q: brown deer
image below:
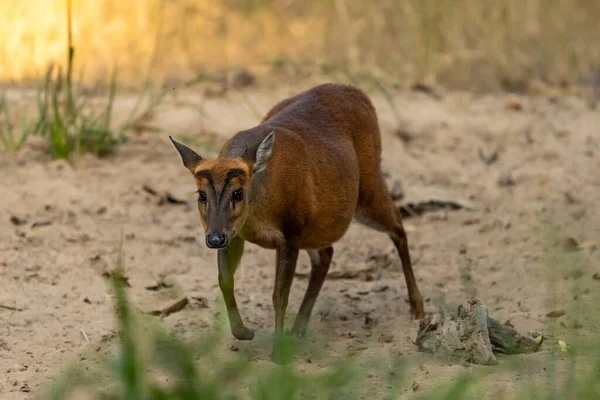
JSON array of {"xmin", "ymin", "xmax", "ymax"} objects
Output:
[{"xmin": 170, "ymin": 83, "xmax": 424, "ymax": 361}]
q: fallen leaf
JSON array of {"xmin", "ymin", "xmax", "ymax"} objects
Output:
[
  {"xmin": 411, "ymin": 82, "xmax": 441, "ymax": 99},
  {"xmin": 143, "ymin": 185, "xmax": 188, "ymax": 206},
  {"xmin": 9, "ymin": 216, "xmax": 27, "ymax": 226},
  {"xmin": 192, "ymin": 296, "xmax": 209, "ymax": 308},
  {"xmin": 397, "ymin": 186, "xmax": 485, "ymax": 218},
  {"xmin": 144, "ymin": 279, "xmax": 174, "ymax": 291},
  {"xmin": 538, "ymin": 175, "xmax": 550, "ymax": 185},
  {"xmin": 558, "ymin": 340, "xmax": 568, "ymax": 352},
  {"xmin": 564, "ymin": 192, "xmax": 578, "ymax": 204},
  {"xmin": 148, "ymin": 297, "xmax": 189, "ymax": 317},
  {"xmin": 577, "ymin": 241, "xmax": 597, "ymax": 250},
  {"xmin": 498, "ymin": 174, "xmax": 516, "ymax": 187},
  {"xmin": 165, "ymin": 192, "xmax": 187, "ymax": 205},
  {"xmin": 31, "ymin": 220, "xmax": 52, "ymax": 228},
  {"xmin": 378, "ymin": 333, "xmax": 394, "ymax": 343},
  {"xmin": 101, "ymin": 271, "xmax": 131, "ymax": 287},
  {"xmin": 505, "ymin": 98, "xmax": 523, "ymax": 111},
  {"xmin": 142, "ymin": 184, "xmax": 159, "ymax": 196},
  {"xmin": 364, "ymin": 314, "xmax": 377, "ymax": 328},
  {"xmin": 546, "ymin": 309, "xmax": 565, "ymax": 318},
  {"xmin": 562, "ymin": 237, "xmax": 579, "ymax": 252},
  {"xmin": 372, "ymin": 284, "xmax": 389, "ymax": 293},
  {"xmin": 478, "ymin": 148, "xmax": 499, "ymax": 165},
  {"xmin": 411, "ymin": 380, "xmax": 420, "ymax": 393}
]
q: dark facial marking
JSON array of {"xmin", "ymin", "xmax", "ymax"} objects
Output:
[
  {"xmin": 219, "ymin": 168, "xmax": 247, "ymax": 202},
  {"xmin": 196, "ymin": 167, "xmax": 247, "ymax": 204},
  {"xmin": 195, "ymin": 169, "xmax": 213, "ymax": 185},
  {"xmin": 196, "ymin": 169, "xmax": 219, "ymax": 202},
  {"xmin": 225, "ymin": 168, "xmax": 247, "ymax": 182}
]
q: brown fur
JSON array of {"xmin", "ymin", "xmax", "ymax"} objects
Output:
[{"xmin": 170, "ymin": 83, "xmax": 424, "ymax": 362}]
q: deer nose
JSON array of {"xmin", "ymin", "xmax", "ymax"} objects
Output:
[{"xmin": 206, "ymin": 233, "xmax": 228, "ymax": 249}]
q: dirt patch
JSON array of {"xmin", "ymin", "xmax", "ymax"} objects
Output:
[{"xmin": 1, "ymin": 83, "xmax": 599, "ymax": 398}]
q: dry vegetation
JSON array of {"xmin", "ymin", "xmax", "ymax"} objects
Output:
[{"xmin": 2, "ymin": 0, "xmax": 600, "ymax": 90}]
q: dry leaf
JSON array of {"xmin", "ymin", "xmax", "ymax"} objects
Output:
[
  {"xmin": 558, "ymin": 340, "xmax": 568, "ymax": 352},
  {"xmin": 148, "ymin": 297, "xmax": 189, "ymax": 317},
  {"xmin": 546, "ymin": 309, "xmax": 565, "ymax": 318},
  {"xmin": 577, "ymin": 241, "xmax": 597, "ymax": 250},
  {"xmin": 505, "ymin": 98, "xmax": 523, "ymax": 111}
]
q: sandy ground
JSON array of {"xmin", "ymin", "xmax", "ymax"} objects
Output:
[{"xmin": 1, "ymin": 80, "xmax": 599, "ymax": 399}]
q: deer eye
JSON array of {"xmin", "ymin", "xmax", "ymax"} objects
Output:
[
  {"xmin": 198, "ymin": 191, "xmax": 207, "ymax": 203},
  {"xmin": 231, "ymin": 188, "xmax": 244, "ymax": 202}
]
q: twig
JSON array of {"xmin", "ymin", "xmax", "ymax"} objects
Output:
[
  {"xmin": 148, "ymin": 297, "xmax": 189, "ymax": 317},
  {"xmin": 80, "ymin": 328, "xmax": 90, "ymax": 343},
  {"xmin": 295, "ymin": 267, "xmax": 376, "ymax": 280},
  {"xmin": 0, "ymin": 304, "xmax": 23, "ymax": 312},
  {"xmin": 142, "ymin": 184, "xmax": 159, "ymax": 196}
]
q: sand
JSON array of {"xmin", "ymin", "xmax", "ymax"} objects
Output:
[{"xmin": 1, "ymin": 81, "xmax": 599, "ymax": 398}]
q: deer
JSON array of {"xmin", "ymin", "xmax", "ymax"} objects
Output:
[{"xmin": 170, "ymin": 83, "xmax": 424, "ymax": 362}]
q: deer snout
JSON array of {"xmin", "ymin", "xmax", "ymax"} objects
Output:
[{"xmin": 206, "ymin": 232, "xmax": 229, "ymax": 249}]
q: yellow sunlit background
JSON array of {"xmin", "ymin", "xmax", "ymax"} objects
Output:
[{"xmin": 2, "ymin": 0, "xmax": 600, "ymax": 88}]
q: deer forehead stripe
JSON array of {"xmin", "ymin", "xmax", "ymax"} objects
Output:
[
  {"xmin": 225, "ymin": 168, "xmax": 247, "ymax": 182},
  {"xmin": 195, "ymin": 169, "xmax": 213, "ymax": 183}
]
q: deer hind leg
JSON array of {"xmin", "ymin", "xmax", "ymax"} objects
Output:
[
  {"xmin": 271, "ymin": 242, "xmax": 300, "ymax": 363},
  {"xmin": 291, "ymin": 246, "xmax": 334, "ymax": 337},
  {"xmin": 355, "ymin": 177, "xmax": 425, "ymax": 319}
]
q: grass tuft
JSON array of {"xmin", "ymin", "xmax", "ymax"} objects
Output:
[{"xmin": 0, "ymin": 92, "xmax": 32, "ymax": 153}]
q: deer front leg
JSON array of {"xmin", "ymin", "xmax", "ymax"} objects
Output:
[
  {"xmin": 271, "ymin": 242, "xmax": 300, "ymax": 363},
  {"xmin": 218, "ymin": 236, "xmax": 254, "ymax": 340}
]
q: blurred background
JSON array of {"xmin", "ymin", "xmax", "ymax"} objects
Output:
[{"xmin": 2, "ymin": 0, "xmax": 600, "ymax": 92}]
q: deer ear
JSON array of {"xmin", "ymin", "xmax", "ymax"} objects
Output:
[
  {"xmin": 169, "ymin": 136, "xmax": 203, "ymax": 172},
  {"xmin": 253, "ymin": 131, "xmax": 275, "ymax": 174}
]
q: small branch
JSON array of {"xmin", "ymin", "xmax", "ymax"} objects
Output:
[
  {"xmin": 0, "ymin": 304, "xmax": 23, "ymax": 312},
  {"xmin": 295, "ymin": 267, "xmax": 376, "ymax": 280},
  {"xmin": 148, "ymin": 297, "xmax": 189, "ymax": 317},
  {"xmin": 80, "ymin": 328, "xmax": 90, "ymax": 344}
]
